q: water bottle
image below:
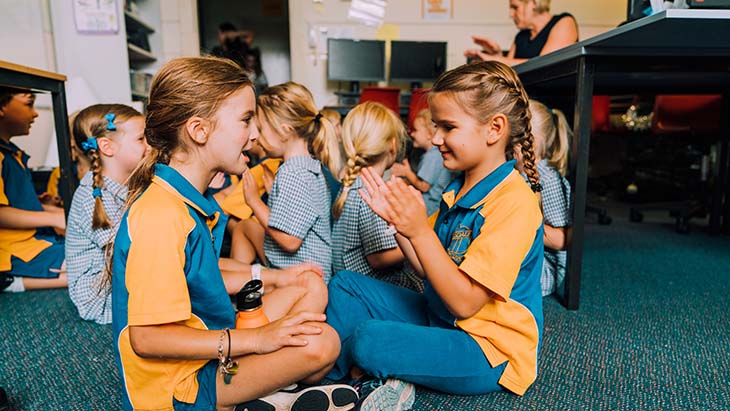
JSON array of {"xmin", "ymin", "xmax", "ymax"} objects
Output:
[{"xmin": 235, "ymin": 279, "xmax": 269, "ymax": 329}]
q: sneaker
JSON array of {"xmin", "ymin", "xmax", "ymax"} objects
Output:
[
  {"xmin": 353, "ymin": 377, "xmax": 415, "ymax": 411},
  {"xmin": 236, "ymin": 383, "xmax": 358, "ymax": 411}
]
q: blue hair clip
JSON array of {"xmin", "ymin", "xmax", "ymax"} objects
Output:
[
  {"xmin": 92, "ymin": 187, "xmax": 103, "ymax": 199},
  {"xmin": 81, "ymin": 136, "xmax": 98, "ymax": 152},
  {"xmin": 105, "ymin": 113, "xmax": 117, "ymax": 131}
]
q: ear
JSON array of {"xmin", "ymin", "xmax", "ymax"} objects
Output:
[
  {"xmin": 279, "ymin": 123, "xmax": 296, "ymax": 141},
  {"xmin": 485, "ymin": 113, "xmax": 508, "ymax": 146},
  {"xmin": 185, "ymin": 116, "xmax": 211, "ymax": 145},
  {"xmin": 97, "ymin": 137, "xmax": 115, "ymax": 157}
]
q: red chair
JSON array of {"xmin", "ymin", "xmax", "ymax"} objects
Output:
[
  {"xmin": 407, "ymin": 88, "xmax": 430, "ymax": 131},
  {"xmin": 591, "ymin": 95, "xmax": 611, "ymax": 133},
  {"xmin": 652, "ymin": 95, "xmax": 722, "ymax": 134},
  {"xmin": 359, "ymin": 87, "xmax": 400, "ymax": 115}
]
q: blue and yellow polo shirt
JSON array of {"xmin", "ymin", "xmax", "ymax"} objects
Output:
[
  {"xmin": 432, "ymin": 159, "xmax": 544, "ymax": 396},
  {"xmin": 0, "ymin": 139, "xmax": 53, "ymax": 272},
  {"xmin": 112, "ymin": 164, "xmax": 235, "ymax": 411}
]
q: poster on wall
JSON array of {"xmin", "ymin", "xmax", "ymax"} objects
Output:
[
  {"xmin": 422, "ymin": 0, "xmax": 453, "ymax": 21},
  {"xmin": 73, "ymin": 0, "xmax": 119, "ymax": 34}
]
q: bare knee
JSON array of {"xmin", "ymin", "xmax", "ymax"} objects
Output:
[
  {"xmin": 301, "ymin": 322, "xmax": 340, "ymax": 367},
  {"xmin": 299, "ymin": 271, "xmax": 328, "ymax": 307}
]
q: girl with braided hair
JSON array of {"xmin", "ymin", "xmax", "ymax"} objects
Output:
[
  {"xmin": 242, "ymin": 81, "xmax": 342, "ymax": 283},
  {"xmin": 65, "ymin": 104, "xmax": 146, "ymax": 323},
  {"xmin": 331, "ymin": 101, "xmax": 423, "ymax": 292},
  {"xmin": 324, "ymin": 61, "xmax": 545, "ymax": 410}
]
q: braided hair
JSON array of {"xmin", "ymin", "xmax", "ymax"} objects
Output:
[
  {"xmin": 72, "ymin": 104, "xmax": 142, "ymax": 230},
  {"xmin": 332, "ymin": 101, "xmax": 407, "ymax": 220},
  {"xmin": 431, "ymin": 61, "xmax": 542, "ymax": 193}
]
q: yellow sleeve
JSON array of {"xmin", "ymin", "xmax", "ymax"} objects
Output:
[
  {"xmin": 46, "ymin": 167, "xmax": 61, "ymax": 197},
  {"xmin": 0, "ymin": 154, "xmax": 8, "ymax": 206},
  {"xmin": 125, "ymin": 199, "xmax": 197, "ymax": 326},
  {"xmin": 220, "ymin": 158, "xmax": 282, "ymax": 220},
  {"xmin": 458, "ymin": 191, "xmax": 542, "ymax": 301}
]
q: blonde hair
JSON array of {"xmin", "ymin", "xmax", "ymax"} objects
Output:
[
  {"xmin": 320, "ymin": 108, "xmax": 342, "ymax": 126},
  {"xmin": 523, "ymin": 0, "xmax": 550, "ymax": 13},
  {"xmin": 413, "ymin": 108, "xmax": 433, "ymax": 130},
  {"xmin": 431, "ymin": 61, "xmax": 541, "ymax": 192},
  {"xmin": 529, "ymin": 99, "xmax": 571, "ymax": 176},
  {"xmin": 72, "ymin": 104, "xmax": 142, "ymax": 230},
  {"xmin": 125, "ymin": 56, "xmax": 253, "ymax": 207},
  {"xmin": 332, "ymin": 101, "xmax": 408, "ymax": 220},
  {"xmin": 257, "ymin": 82, "xmax": 342, "ymax": 174}
]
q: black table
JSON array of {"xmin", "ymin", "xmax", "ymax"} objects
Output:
[
  {"xmin": 0, "ymin": 60, "xmax": 72, "ymax": 215},
  {"xmin": 513, "ymin": 9, "xmax": 730, "ymax": 309}
]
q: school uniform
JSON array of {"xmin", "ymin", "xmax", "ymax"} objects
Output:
[
  {"xmin": 326, "ymin": 160, "xmax": 544, "ymax": 396},
  {"xmin": 331, "ymin": 176, "xmax": 423, "ymax": 291},
  {"xmin": 264, "ymin": 155, "xmax": 333, "ymax": 282},
  {"xmin": 0, "ymin": 139, "xmax": 64, "ymax": 281},
  {"xmin": 65, "ymin": 171, "xmax": 126, "ymax": 324},
  {"xmin": 112, "ymin": 164, "xmax": 234, "ymax": 411},
  {"xmin": 536, "ymin": 160, "xmax": 571, "ymax": 296}
]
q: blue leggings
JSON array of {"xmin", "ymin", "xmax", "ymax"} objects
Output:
[{"xmin": 325, "ymin": 271, "xmax": 507, "ymax": 395}]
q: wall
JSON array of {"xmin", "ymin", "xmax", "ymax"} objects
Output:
[
  {"xmin": 289, "ymin": 0, "xmax": 626, "ymax": 107},
  {"xmin": 198, "ymin": 0, "xmax": 291, "ymax": 86}
]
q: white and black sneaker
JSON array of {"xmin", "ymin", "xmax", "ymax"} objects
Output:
[{"xmin": 236, "ymin": 383, "xmax": 358, "ymax": 411}]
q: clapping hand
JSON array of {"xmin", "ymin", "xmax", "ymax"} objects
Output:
[{"xmin": 359, "ymin": 167, "xmax": 429, "ymax": 239}]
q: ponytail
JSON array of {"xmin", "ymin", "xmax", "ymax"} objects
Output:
[
  {"xmin": 548, "ymin": 109, "xmax": 571, "ymax": 176},
  {"xmin": 87, "ymin": 148, "xmax": 112, "ymax": 229}
]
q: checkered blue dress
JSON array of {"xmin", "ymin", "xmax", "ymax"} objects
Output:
[
  {"xmin": 332, "ymin": 176, "xmax": 423, "ymax": 291},
  {"xmin": 537, "ymin": 160, "xmax": 571, "ymax": 296},
  {"xmin": 264, "ymin": 155, "xmax": 333, "ymax": 282},
  {"xmin": 65, "ymin": 172, "xmax": 127, "ymax": 324}
]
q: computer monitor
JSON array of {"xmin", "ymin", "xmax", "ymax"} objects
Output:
[
  {"xmin": 327, "ymin": 38, "xmax": 386, "ymax": 93},
  {"xmin": 390, "ymin": 41, "xmax": 447, "ymax": 89}
]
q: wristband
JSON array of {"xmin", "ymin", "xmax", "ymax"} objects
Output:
[{"xmin": 251, "ymin": 263, "xmax": 263, "ymax": 294}]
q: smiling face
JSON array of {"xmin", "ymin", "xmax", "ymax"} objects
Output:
[
  {"xmin": 207, "ymin": 86, "xmax": 258, "ymax": 175},
  {"xmin": 254, "ymin": 108, "xmax": 286, "ymax": 159},
  {"xmin": 410, "ymin": 117, "xmax": 434, "ymax": 150},
  {"xmin": 0, "ymin": 93, "xmax": 38, "ymax": 140},
  {"xmin": 429, "ymin": 92, "xmax": 493, "ymax": 173}
]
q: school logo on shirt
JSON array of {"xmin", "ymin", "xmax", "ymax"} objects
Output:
[{"xmin": 447, "ymin": 224, "xmax": 472, "ymax": 264}]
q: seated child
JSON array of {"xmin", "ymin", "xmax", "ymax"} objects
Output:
[
  {"xmin": 518, "ymin": 99, "xmax": 572, "ymax": 296},
  {"xmin": 331, "ymin": 101, "xmax": 423, "ymax": 291},
  {"xmin": 0, "ymin": 87, "xmax": 66, "ymax": 292},
  {"xmin": 65, "ymin": 104, "xmax": 146, "ymax": 324},
  {"xmin": 390, "ymin": 108, "xmax": 454, "ymax": 216},
  {"xmin": 243, "ymin": 82, "xmax": 342, "ymax": 283}
]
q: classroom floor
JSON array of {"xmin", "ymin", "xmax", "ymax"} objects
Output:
[{"xmin": 1, "ymin": 208, "xmax": 729, "ymax": 410}]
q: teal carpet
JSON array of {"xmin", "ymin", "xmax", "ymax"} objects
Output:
[{"xmin": 2, "ymin": 219, "xmax": 729, "ymax": 410}]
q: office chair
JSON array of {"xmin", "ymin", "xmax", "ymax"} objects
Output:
[
  {"xmin": 628, "ymin": 94, "xmax": 722, "ymax": 233},
  {"xmin": 586, "ymin": 95, "xmax": 613, "ymax": 225},
  {"xmin": 359, "ymin": 87, "xmax": 401, "ymax": 115}
]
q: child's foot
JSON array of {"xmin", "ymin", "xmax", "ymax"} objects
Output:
[
  {"xmin": 236, "ymin": 383, "xmax": 358, "ymax": 411},
  {"xmin": 353, "ymin": 377, "xmax": 415, "ymax": 411}
]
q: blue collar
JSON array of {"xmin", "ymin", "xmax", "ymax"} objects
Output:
[
  {"xmin": 442, "ymin": 160, "xmax": 517, "ymax": 209},
  {"xmin": 152, "ymin": 164, "xmax": 220, "ymax": 218},
  {"xmin": 0, "ymin": 139, "xmax": 21, "ymax": 154}
]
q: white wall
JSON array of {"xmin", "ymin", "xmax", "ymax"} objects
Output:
[{"xmin": 289, "ymin": 0, "xmax": 626, "ymax": 107}]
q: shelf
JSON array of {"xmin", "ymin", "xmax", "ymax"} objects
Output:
[
  {"xmin": 124, "ymin": 11, "xmax": 155, "ymax": 34},
  {"xmin": 127, "ymin": 43, "xmax": 157, "ymax": 63}
]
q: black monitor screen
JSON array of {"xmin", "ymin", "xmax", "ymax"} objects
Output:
[
  {"xmin": 327, "ymin": 39, "xmax": 386, "ymax": 82},
  {"xmin": 390, "ymin": 41, "xmax": 447, "ymax": 83}
]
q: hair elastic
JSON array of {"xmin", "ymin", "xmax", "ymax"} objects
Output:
[
  {"xmin": 92, "ymin": 187, "xmax": 103, "ymax": 199},
  {"xmin": 314, "ymin": 112, "xmax": 323, "ymax": 122},
  {"xmin": 105, "ymin": 113, "xmax": 117, "ymax": 131},
  {"xmin": 531, "ymin": 182, "xmax": 543, "ymax": 193},
  {"xmin": 81, "ymin": 137, "xmax": 98, "ymax": 152}
]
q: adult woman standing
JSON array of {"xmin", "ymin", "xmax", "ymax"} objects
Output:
[{"xmin": 465, "ymin": 0, "xmax": 578, "ymax": 66}]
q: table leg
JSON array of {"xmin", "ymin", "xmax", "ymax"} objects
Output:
[
  {"xmin": 51, "ymin": 84, "xmax": 73, "ymax": 217},
  {"xmin": 563, "ymin": 58, "xmax": 595, "ymax": 310}
]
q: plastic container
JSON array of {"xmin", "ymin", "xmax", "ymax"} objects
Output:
[{"xmin": 235, "ymin": 279, "xmax": 269, "ymax": 329}]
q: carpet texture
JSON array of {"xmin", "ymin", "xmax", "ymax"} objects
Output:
[{"xmin": 1, "ymin": 219, "xmax": 729, "ymax": 410}]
